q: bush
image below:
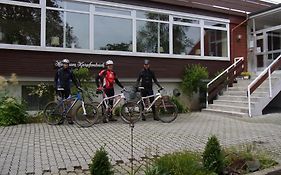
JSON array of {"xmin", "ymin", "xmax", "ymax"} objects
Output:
[
  {"xmin": 181, "ymin": 64, "xmax": 208, "ymax": 97},
  {"xmin": 145, "ymin": 151, "xmax": 213, "ymax": 175},
  {"xmin": 0, "ymin": 97, "xmax": 28, "ymax": 126},
  {"xmin": 203, "ymin": 135, "xmax": 224, "ymax": 175},
  {"xmin": 90, "ymin": 147, "xmax": 114, "ymax": 175},
  {"xmin": 171, "ymin": 97, "xmax": 189, "ymax": 113}
]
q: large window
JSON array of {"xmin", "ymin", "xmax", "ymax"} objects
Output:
[
  {"xmin": 0, "ymin": 0, "xmax": 230, "ymax": 59},
  {"xmin": 94, "ymin": 16, "xmax": 132, "ymax": 51},
  {"xmin": 173, "ymin": 25, "xmax": 201, "ymax": 55},
  {"xmin": 136, "ymin": 11, "xmax": 169, "ymax": 54},
  {"xmin": 0, "ymin": 4, "xmax": 41, "ymax": 45},
  {"xmin": 204, "ymin": 29, "xmax": 227, "ymax": 57},
  {"xmin": 46, "ymin": 0, "xmax": 89, "ymax": 49}
]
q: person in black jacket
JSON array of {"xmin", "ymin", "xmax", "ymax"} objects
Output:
[
  {"xmin": 54, "ymin": 59, "xmax": 81, "ymax": 124},
  {"xmin": 136, "ymin": 59, "xmax": 163, "ymax": 121}
]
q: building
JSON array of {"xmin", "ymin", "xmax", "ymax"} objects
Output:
[{"xmin": 0, "ymin": 0, "xmax": 274, "ymax": 110}]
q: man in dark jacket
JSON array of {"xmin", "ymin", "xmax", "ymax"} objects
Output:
[
  {"xmin": 54, "ymin": 59, "xmax": 80, "ymax": 124},
  {"xmin": 136, "ymin": 59, "xmax": 163, "ymax": 121}
]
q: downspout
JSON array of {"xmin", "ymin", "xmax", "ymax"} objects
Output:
[{"xmin": 231, "ymin": 16, "xmax": 249, "ymax": 65}]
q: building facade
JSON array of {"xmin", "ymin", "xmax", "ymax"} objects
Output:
[{"xmin": 0, "ymin": 0, "xmax": 272, "ymax": 110}]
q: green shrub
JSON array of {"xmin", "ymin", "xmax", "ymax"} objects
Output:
[
  {"xmin": 203, "ymin": 135, "xmax": 224, "ymax": 175},
  {"xmin": 0, "ymin": 97, "xmax": 28, "ymax": 126},
  {"xmin": 171, "ymin": 97, "xmax": 189, "ymax": 113},
  {"xmin": 90, "ymin": 147, "xmax": 114, "ymax": 175},
  {"xmin": 145, "ymin": 151, "xmax": 213, "ymax": 175},
  {"xmin": 181, "ymin": 64, "xmax": 208, "ymax": 97}
]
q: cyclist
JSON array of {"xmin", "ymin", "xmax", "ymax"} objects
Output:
[
  {"xmin": 54, "ymin": 58, "xmax": 81, "ymax": 124},
  {"xmin": 136, "ymin": 59, "xmax": 163, "ymax": 121},
  {"xmin": 96, "ymin": 60, "xmax": 125, "ymax": 123}
]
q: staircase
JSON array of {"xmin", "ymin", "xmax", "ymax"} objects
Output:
[
  {"xmin": 203, "ymin": 74, "xmax": 280, "ymax": 117},
  {"xmin": 204, "ymin": 55, "xmax": 281, "ymax": 117}
]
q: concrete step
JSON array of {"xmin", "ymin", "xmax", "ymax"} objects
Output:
[
  {"xmin": 202, "ymin": 108, "xmax": 248, "ymax": 117},
  {"xmin": 208, "ymin": 104, "xmax": 248, "ymax": 113},
  {"xmin": 218, "ymin": 95, "xmax": 262, "ymax": 102},
  {"xmin": 213, "ymin": 100, "xmax": 255, "ymax": 107},
  {"xmin": 227, "ymin": 86, "xmax": 269, "ymax": 92},
  {"xmin": 224, "ymin": 91, "xmax": 267, "ymax": 97}
]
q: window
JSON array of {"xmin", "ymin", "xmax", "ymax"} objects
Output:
[
  {"xmin": 10, "ymin": 0, "xmax": 39, "ymax": 3},
  {"xmin": 22, "ymin": 85, "xmax": 55, "ymax": 111},
  {"xmin": 96, "ymin": 6, "xmax": 131, "ymax": 16},
  {"xmin": 137, "ymin": 11, "xmax": 169, "ymax": 21},
  {"xmin": 173, "ymin": 25, "xmax": 201, "ymax": 55},
  {"xmin": 174, "ymin": 17, "xmax": 199, "ymax": 24},
  {"xmin": 0, "ymin": 4, "xmax": 41, "ymax": 45},
  {"xmin": 136, "ymin": 21, "xmax": 169, "ymax": 53},
  {"xmin": 46, "ymin": 10, "xmax": 64, "ymax": 47},
  {"xmin": 66, "ymin": 13, "xmax": 89, "ymax": 49},
  {"xmin": 204, "ymin": 29, "xmax": 227, "ymax": 57},
  {"xmin": 204, "ymin": 20, "xmax": 226, "ymax": 28},
  {"xmin": 47, "ymin": 0, "xmax": 64, "ymax": 8},
  {"xmin": 94, "ymin": 15, "xmax": 132, "ymax": 51}
]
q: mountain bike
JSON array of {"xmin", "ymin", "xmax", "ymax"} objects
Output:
[
  {"xmin": 121, "ymin": 87, "xmax": 178, "ymax": 123},
  {"xmin": 43, "ymin": 87, "xmax": 98, "ymax": 127},
  {"xmin": 95, "ymin": 88, "xmax": 129, "ymax": 123}
]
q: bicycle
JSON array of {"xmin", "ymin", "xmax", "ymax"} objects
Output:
[
  {"xmin": 43, "ymin": 87, "xmax": 98, "ymax": 127},
  {"xmin": 95, "ymin": 88, "xmax": 129, "ymax": 123},
  {"xmin": 121, "ymin": 87, "xmax": 178, "ymax": 123}
]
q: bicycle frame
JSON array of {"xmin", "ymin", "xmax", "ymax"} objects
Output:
[
  {"xmin": 57, "ymin": 91, "xmax": 87, "ymax": 116},
  {"xmin": 138, "ymin": 92, "xmax": 162, "ymax": 112},
  {"xmin": 97, "ymin": 92, "xmax": 126, "ymax": 111}
]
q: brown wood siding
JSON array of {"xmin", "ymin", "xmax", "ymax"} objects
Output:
[{"xmin": 0, "ymin": 49, "xmax": 229, "ymax": 79}]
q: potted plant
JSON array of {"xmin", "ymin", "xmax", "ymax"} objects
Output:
[{"xmin": 241, "ymin": 72, "xmax": 251, "ymax": 80}]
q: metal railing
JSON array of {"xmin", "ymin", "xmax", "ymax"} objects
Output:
[
  {"xmin": 206, "ymin": 57, "xmax": 244, "ymax": 107},
  {"xmin": 247, "ymin": 54, "xmax": 281, "ymax": 117}
]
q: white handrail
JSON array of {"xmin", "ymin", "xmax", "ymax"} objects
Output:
[
  {"xmin": 206, "ymin": 57, "xmax": 244, "ymax": 107},
  {"xmin": 247, "ymin": 54, "xmax": 281, "ymax": 117}
]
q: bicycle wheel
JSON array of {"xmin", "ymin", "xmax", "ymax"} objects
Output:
[
  {"xmin": 120, "ymin": 102, "xmax": 141, "ymax": 124},
  {"xmin": 44, "ymin": 101, "xmax": 64, "ymax": 125},
  {"xmin": 156, "ymin": 98, "xmax": 178, "ymax": 123},
  {"xmin": 74, "ymin": 103, "xmax": 98, "ymax": 127}
]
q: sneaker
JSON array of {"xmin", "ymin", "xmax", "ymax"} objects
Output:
[
  {"xmin": 103, "ymin": 117, "xmax": 108, "ymax": 123},
  {"xmin": 141, "ymin": 115, "xmax": 146, "ymax": 121},
  {"xmin": 68, "ymin": 120, "xmax": 74, "ymax": 124}
]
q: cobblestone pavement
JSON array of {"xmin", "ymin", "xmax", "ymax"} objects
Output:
[{"xmin": 0, "ymin": 112, "xmax": 281, "ymax": 175}]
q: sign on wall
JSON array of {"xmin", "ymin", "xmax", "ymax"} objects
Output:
[{"xmin": 55, "ymin": 60, "xmax": 105, "ymax": 69}]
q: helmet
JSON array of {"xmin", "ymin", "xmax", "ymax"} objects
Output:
[
  {"xmin": 144, "ymin": 59, "xmax": 150, "ymax": 64},
  {"xmin": 62, "ymin": 59, "xmax": 70, "ymax": 64},
  {"xmin": 106, "ymin": 60, "xmax": 114, "ymax": 65}
]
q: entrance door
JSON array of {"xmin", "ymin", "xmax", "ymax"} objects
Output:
[{"xmin": 255, "ymin": 33, "xmax": 267, "ymax": 72}]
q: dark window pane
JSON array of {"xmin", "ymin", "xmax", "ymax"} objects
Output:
[
  {"xmin": 46, "ymin": 10, "xmax": 64, "ymax": 47},
  {"xmin": 204, "ymin": 29, "xmax": 227, "ymax": 57},
  {"xmin": 47, "ymin": 0, "xmax": 63, "ymax": 8},
  {"xmin": 94, "ymin": 15, "xmax": 132, "ymax": 51},
  {"xmin": 136, "ymin": 21, "xmax": 169, "ymax": 53},
  {"xmin": 137, "ymin": 11, "xmax": 168, "ymax": 21},
  {"xmin": 174, "ymin": 17, "xmax": 199, "ymax": 24},
  {"xmin": 0, "ymin": 4, "xmax": 41, "ymax": 45},
  {"xmin": 22, "ymin": 85, "xmax": 55, "ymax": 111},
  {"xmin": 10, "ymin": 0, "xmax": 39, "ymax": 3},
  {"xmin": 66, "ymin": 12, "xmax": 89, "ymax": 49},
  {"xmin": 205, "ymin": 21, "xmax": 226, "ymax": 28},
  {"xmin": 173, "ymin": 25, "xmax": 201, "ymax": 55}
]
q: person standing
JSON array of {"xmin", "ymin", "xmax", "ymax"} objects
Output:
[
  {"xmin": 136, "ymin": 59, "xmax": 163, "ymax": 121},
  {"xmin": 54, "ymin": 58, "xmax": 81, "ymax": 124},
  {"xmin": 96, "ymin": 60, "xmax": 125, "ymax": 122}
]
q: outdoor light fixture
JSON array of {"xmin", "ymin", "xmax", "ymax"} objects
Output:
[{"xmin": 237, "ymin": 34, "xmax": 242, "ymax": 41}]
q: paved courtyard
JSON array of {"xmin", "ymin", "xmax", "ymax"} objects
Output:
[{"xmin": 0, "ymin": 112, "xmax": 281, "ymax": 175}]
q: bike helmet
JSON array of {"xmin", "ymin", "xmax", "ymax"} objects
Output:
[
  {"xmin": 106, "ymin": 60, "xmax": 114, "ymax": 65},
  {"xmin": 62, "ymin": 59, "xmax": 70, "ymax": 64}
]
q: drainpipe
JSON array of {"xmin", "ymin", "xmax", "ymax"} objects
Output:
[{"xmin": 231, "ymin": 16, "xmax": 249, "ymax": 66}]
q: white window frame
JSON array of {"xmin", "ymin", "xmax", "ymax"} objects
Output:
[{"xmin": 0, "ymin": 0, "xmax": 230, "ymax": 61}]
